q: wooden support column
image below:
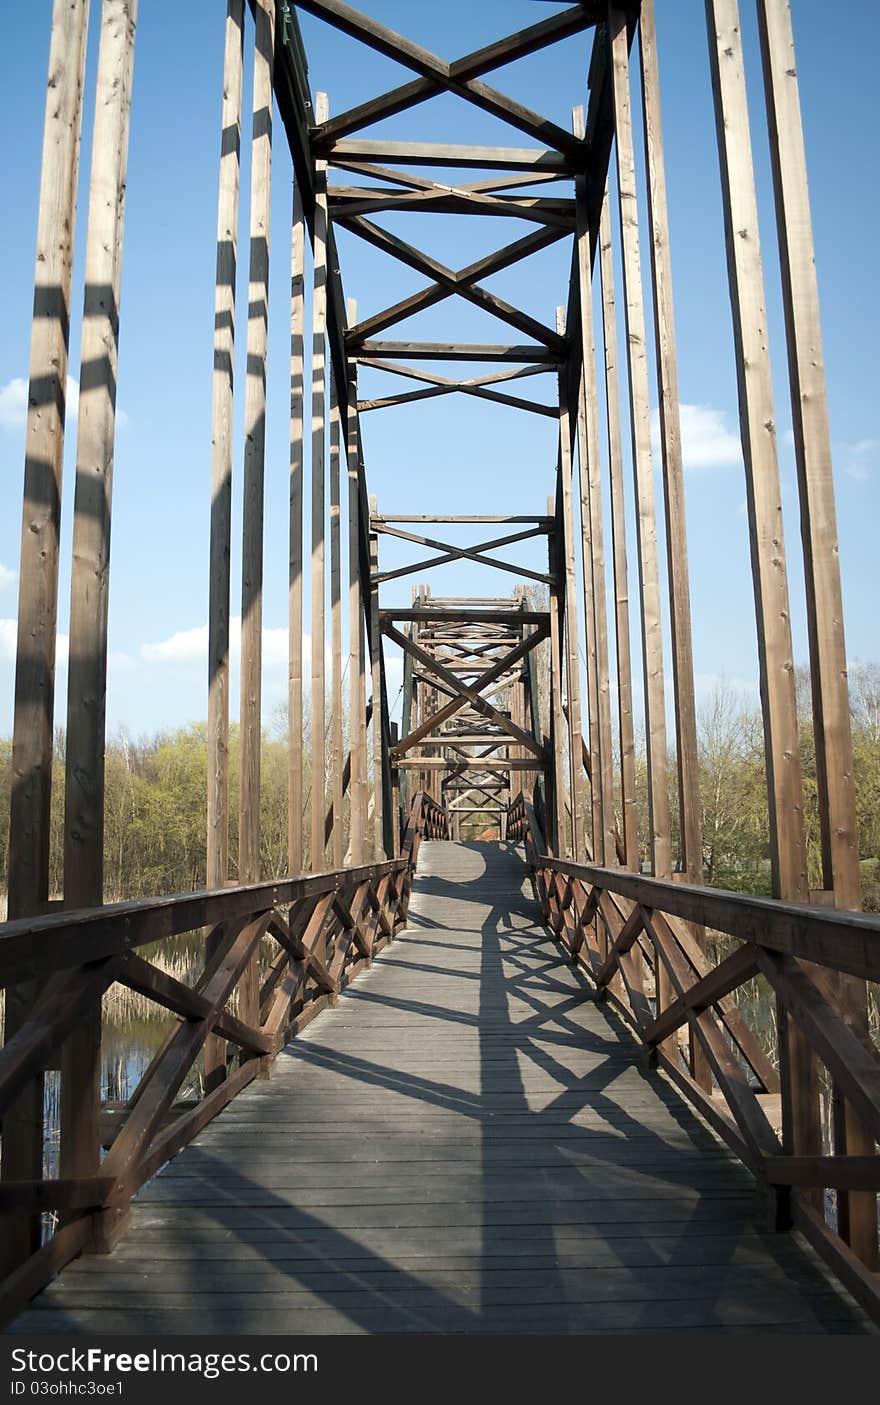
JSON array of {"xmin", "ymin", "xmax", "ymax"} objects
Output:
[
  {"xmin": 238, "ymin": 0, "xmax": 274, "ymax": 1035},
  {"xmin": 547, "ymin": 496, "xmax": 567, "ymax": 857},
  {"xmin": 598, "ymin": 194, "xmax": 638, "ymax": 870},
  {"xmin": 329, "ymin": 367, "xmax": 345, "ymax": 869},
  {"xmin": 62, "ymin": 0, "xmax": 137, "ymax": 1197},
  {"xmin": 309, "ymin": 91, "xmax": 329, "ymax": 871},
  {"xmin": 346, "ymin": 302, "xmax": 367, "ymax": 865},
  {"xmin": 205, "ymin": 0, "xmax": 244, "ymax": 1093},
  {"xmin": 369, "ymin": 494, "xmax": 386, "ymax": 858},
  {"xmin": 557, "ymin": 308, "xmax": 587, "ymax": 862},
  {"xmin": 638, "ymin": 0, "xmax": 708, "ymax": 1081},
  {"xmin": 573, "ymin": 107, "xmax": 616, "ymax": 866},
  {"xmin": 2, "ymin": 0, "xmax": 91, "ymax": 1273},
  {"xmin": 706, "ymin": 0, "xmax": 818, "ymax": 1178},
  {"xmin": 757, "ymin": 0, "xmax": 874, "ymax": 1266},
  {"xmin": 288, "ymin": 182, "xmax": 305, "ymax": 874},
  {"xmin": 638, "ymin": 0, "xmax": 702, "ymax": 885},
  {"xmin": 609, "ymin": 9, "xmax": 671, "ymax": 879},
  {"xmin": 207, "ymin": 0, "xmax": 244, "ymax": 895}
]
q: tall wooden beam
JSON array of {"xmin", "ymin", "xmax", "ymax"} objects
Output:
[
  {"xmin": 207, "ymin": 0, "xmax": 244, "ymax": 895},
  {"xmin": 346, "ymin": 302, "xmax": 367, "ymax": 866},
  {"xmin": 309, "ymin": 91, "xmax": 330, "ymax": 872},
  {"xmin": 705, "ymin": 0, "xmax": 818, "ymax": 1183},
  {"xmin": 205, "ymin": 0, "xmax": 245, "ymax": 1094},
  {"xmin": 369, "ymin": 495, "xmax": 385, "ymax": 858},
  {"xmin": 329, "ymin": 369, "xmax": 345, "ymax": 869},
  {"xmin": 638, "ymin": 0, "xmax": 702, "ymax": 886},
  {"xmin": 62, "ymin": 0, "xmax": 137, "ymax": 1199},
  {"xmin": 238, "ymin": 0, "xmax": 274, "ymax": 1040},
  {"xmin": 756, "ymin": 0, "xmax": 875, "ymax": 1268},
  {"xmin": 598, "ymin": 195, "xmax": 638, "ymax": 870},
  {"xmin": 2, "ymin": 0, "xmax": 91, "ymax": 1274},
  {"xmin": 557, "ymin": 309, "xmax": 587, "ymax": 862},
  {"xmin": 547, "ymin": 497, "xmax": 568, "ymax": 857},
  {"xmin": 288, "ymin": 181, "xmax": 306, "ymax": 875},
  {"xmin": 573, "ymin": 106, "xmax": 616, "ymax": 867},
  {"xmin": 609, "ymin": 9, "xmax": 671, "ymax": 878}
]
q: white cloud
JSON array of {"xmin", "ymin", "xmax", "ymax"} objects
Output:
[
  {"xmin": 0, "ymin": 618, "xmax": 16, "ymax": 658},
  {"xmin": 142, "ymin": 621, "xmax": 207, "ymax": 663},
  {"xmin": 0, "ymin": 617, "xmax": 67, "ymax": 663},
  {"xmin": 143, "ymin": 618, "xmax": 310, "ymax": 670},
  {"xmin": 0, "ymin": 374, "xmax": 130, "ymax": 431},
  {"xmin": 843, "ymin": 438, "xmax": 878, "ymax": 483},
  {"xmin": 651, "ymin": 403, "xmax": 742, "ymax": 471},
  {"xmin": 0, "ymin": 378, "xmax": 27, "ymax": 428},
  {"xmin": 0, "ymin": 564, "xmax": 15, "ymax": 592}
]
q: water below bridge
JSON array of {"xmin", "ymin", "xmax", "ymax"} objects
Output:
[{"xmin": 13, "ymin": 843, "xmax": 872, "ymax": 1334}]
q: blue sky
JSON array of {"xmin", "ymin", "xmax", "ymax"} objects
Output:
[{"xmin": 0, "ymin": 0, "xmax": 877, "ymax": 742}]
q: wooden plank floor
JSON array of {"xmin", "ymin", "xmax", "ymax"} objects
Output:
[{"xmin": 13, "ymin": 842, "xmax": 873, "ymax": 1334}]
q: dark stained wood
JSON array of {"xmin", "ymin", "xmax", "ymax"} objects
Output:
[
  {"xmin": 3, "ymin": 0, "xmax": 91, "ymax": 1275},
  {"xmin": 61, "ymin": 0, "xmax": 138, "ymax": 1200},
  {"xmin": 12, "ymin": 843, "xmax": 869, "ymax": 1336}
]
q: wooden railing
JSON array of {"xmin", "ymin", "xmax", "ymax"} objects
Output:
[
  {"xmin": 508, "ymin": 791, "xmax": 880, "ymax": 1324},
  {"xmin": 0, "ymin": 790, "xmax": 446, "ymax": 1324}
]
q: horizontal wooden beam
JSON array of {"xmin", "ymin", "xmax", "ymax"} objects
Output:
[
  {"xmin": 765, "ymin": 1156, "xmax": 880, "ymax": 1192},
  {"xmin": 382, "ymin": 609, "xmax": 547, "ymax": 623},
  {"xmin": 546, "ymin": 858, "xmax": 880, "ymax": 984},
  {"xmin": 0, "ymin": 859, "xmax": 405, "ymax": 987},
  {"xmin": 356, "ymin": 341, "xmax": 564, "ymax": 364},
  {"xmin": 373, "ymin": 515, "xmax": 552, "ymax": 525},
  {"xmin": 325, "ymin": 138, "xmax": 574, "ymax": 172}
]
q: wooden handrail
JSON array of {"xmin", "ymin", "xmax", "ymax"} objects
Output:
[
  {"xmin": 508, "ymin": 788, "xmax": 880, "ymax": 1325},
  {"xmin": 0, "ymin": 788, "xmax": 448, "ymax": 1326}
]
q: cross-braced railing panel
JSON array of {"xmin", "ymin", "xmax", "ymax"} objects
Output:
[
  {"xmin": 509, "ymin": 794, "xmax": 880, "ymax": 1325},
  {"xmin": 0, "ymin": 791, "xmax": 447, "ymax": 1325}
]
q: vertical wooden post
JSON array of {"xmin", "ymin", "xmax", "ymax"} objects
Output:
[
  {"xmin": 62, "ymin": 0, "xmax": 137, "ymax": 1191},
  {"xmin": 638, "ymin": 0, "xmax": 702, "ymax": 885},
  {"xmin": 329, "ymin": 367, "xmax": 345, "ymax": 869},
  {"xmin": 2, "ymin": 0, "xmax": 91, "ymax": 1272},
  {"xmin": 557, "ymin": 308, "xmax": 587, "ymax": 862},
  {"xmin": 573, "ymin": 106, "xmax": 616, "ymax": 866},
  {"xmin": 598, "ymin": 194, "xmax": 638, "ymax": 870},
  {"xmin": 610, "ymin": 9, "xmax": 671, "ymax": 879},
  {"xmin": 288, "ymin": 182, "xmax": 305, "ymax": 875},
  {"xmin": 207, "ymin": 0, "xmax": 244, "ymax": 895},
  {"xmin": 757, "ymin": 0, "xmax": 874, "ymax": 1265},
  {"xmin": 205, "ymin": 0, "xmax": 244, "ymax": 1093},
  {"xmin": 309, "ymin": 91, "xmax": 329, "ymax": 872},
  {"xmin": 638, "ymin": 0, "xmax": 709, "ymax": 1084},
  {"xmin": 706, "ymin": 0, "xmax": 817, "ymax": 1173},
  {"xmin": 238, "ymin": 0, "xmax": 274, "ymax": 1034},
  {"xmin": 346, "ymin": 300, "xmax": 367, "ymax": 865},
  {"xmin": 369, "ymin": 493, "xmax": 386, "ymax": 858},
  {"xmin": 547, "ymin": 496, "xmax": 568, "ymax": 857}
]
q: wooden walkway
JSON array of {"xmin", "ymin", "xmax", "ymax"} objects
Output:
[{"xmin": 14, "ymin": 843, "xmax": 872, "ymax": 1334}]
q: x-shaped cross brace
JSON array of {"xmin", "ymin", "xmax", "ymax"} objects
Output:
[{"xmin": 385, "ymin": 621, "xmax": 547, "ymax": 759}]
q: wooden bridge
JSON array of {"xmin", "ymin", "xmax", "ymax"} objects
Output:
[{"xmin": 1, "ymin": 0, "xmax": 879, "ymax": 1336}]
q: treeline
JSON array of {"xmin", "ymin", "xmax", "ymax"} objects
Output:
[{"xmin": 0, "ymin": 665, "xmax": 878, "ymax": 910}]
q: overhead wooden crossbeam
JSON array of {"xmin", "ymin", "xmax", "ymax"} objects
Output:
[
  {"xmin": 329, "ymin": 187, "xmax": 576, "ymax": 225},
  {"xmin": 338, "ymin": 215, "xmax": 563, "ymax": 350},
  {"xmin": 296, "ymin": 0, "xmax": 599, "ymax": 155},
  {"xmin": 325, "ymin": 140, "xmax": 574, "ymax": 172},
  {"xmin": 333, "ymin": 160, "xmax": 570, "ymax": 197},
  {"xmin": 385, "ymin": 623, "xmax": 545, "ymax": 759},
  {"xmin": 382, "ymin": 608, "xmax": 548, "ymax": 625},
  {"xmin": 388, "ymin": 624, "xmax": 548, "ymax": 757},
  {"xmin": 356, "ymin": 341, "xmax": 564, "ymax": 363},
  {"xmin": 356, "ymin": 360, "xmax": 555, "ymax": 417},
  {"xmin": 346, "ymin": 224, "xmax": 569, "ymax": 343},
  {"xmin": 372, "ymin": 523, "xmax": 552, "ymax": 587}
]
